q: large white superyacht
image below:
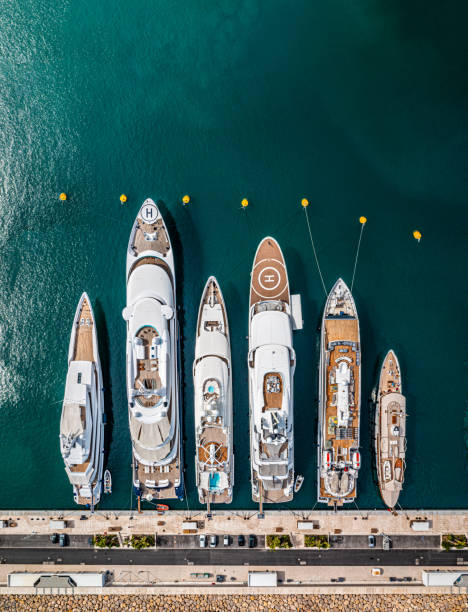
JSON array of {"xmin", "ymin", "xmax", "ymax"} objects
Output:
[
  {"xmin": 193, "ymin": 277, "xmax": 233, "ymax": 507},
  {"xmin": 375, "ymin": 350, "xmax": 406, "ymax": 509},
  {"xmin": 123, "ymin": 199, "xmax": 183, "ymax": 503},
  {"xmin": 60, "ymin": 293, "xmax": 104, "ymax": 508},
  {"xmin": 317, "ymin": 278, "xmax": 361, "ymax": 506},
  {"xmin": 248, "ymin": 237, "xmax": 295, "ymax": 504}
]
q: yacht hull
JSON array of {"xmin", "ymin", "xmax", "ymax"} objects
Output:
[
  {"xmin": 317, "ymin": 279, "xmax": 361, "ymax": 506},
  {"xmin": 60, "ymin": 293, "xmax": 104, "ymax": 508},
  {"xmin": 248, "ymin": 237, "xmax": 295, "ymax": 504},
  {"xmin": 124, "ymin": 199, "xmax": 183, "ymax": 502},
  {"xmin": 193, "ymin": 277, "xmax": 233, "ymax": 505},
  {"xmin": 375, "ymin": 350, "xmax": 406, "ymax": 509}
]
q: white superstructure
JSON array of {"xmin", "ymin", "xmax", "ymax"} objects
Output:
[
  {"xmin": 248, "ymin": 237, "xmax": 295, "ymax": 504},
  {"xmin": 60, "ymin": 293, "xmax": 104, "ymax": 507},
  {"xmin": 193, "ymin": 277, "xmax": 233, "ymax": 505},
  {"xmin": 123, "ymin": 199, "xmax": 183, "ymax": 502}
]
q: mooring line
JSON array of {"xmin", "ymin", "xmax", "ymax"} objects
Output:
[
  {"xmin": 351, "ymin": 218, "xmax": 366, "ymax": 292},
  {"xmin": 303, "ymin": 206, "xmax": 327, "ymax": 297}
]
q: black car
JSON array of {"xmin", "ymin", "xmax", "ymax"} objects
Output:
[
  {"xmin": 238, "ymin": 535, "xmax": 245, "ymax": 546},
  {"xmin": 248, "ymin": 534, "xmax": 256, "ymax": 548},
  {"xmin": 216, "ymin": 575, "xmax": 225, "ymax": 583},
  {"xmin": 50, "ymin": 533, "xmax": 58, "ymax": 544}
]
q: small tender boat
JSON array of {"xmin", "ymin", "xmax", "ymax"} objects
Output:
[
  {"xmin": 294, "ymin": 474, "xmax": 304, "ymax": 493},
  {"xmin": 104, "ymin": 470, "xmax": 112, "ymax": 494},
  {"xmin": 156, "ymin": 503, "xmax": 169, "ymax": 512}
]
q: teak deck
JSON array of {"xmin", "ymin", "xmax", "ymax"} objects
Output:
[
  {"xmin": 73, "ymin": 298, "xmax": 94, "ymax": 362},
  {"xmin": 133, "ymin": 218, "xmax": 170, "ymax": 257},
  {"xmin": 320, "ymin": 316, "xmax": 359, "ymax": 504}
]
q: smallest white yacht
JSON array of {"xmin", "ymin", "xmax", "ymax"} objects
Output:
[
  {"xmin": 193, "ymin": 277, "xmax": 233, "ymax": 506},
  {"xmin": 375, "ymin": 350, "xmax": 406, "ymax": 509},
  {"xmin": 60, "ymin": 293, "xmax": 104, "ymax": 507}
]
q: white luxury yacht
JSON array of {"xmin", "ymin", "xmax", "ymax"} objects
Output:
[
  {"xmin": 193, "ymin": 277, "xmax": 233, "ymax": 507},
  {"xmin": 375, "ymin": 350, "xmax": 406, "ymax": 509},
  {"xmin": 248, "ymin": 237, "xmax": 295, "ymax": 504},
  {"xmin": 123, "ymin": 199, "xmax": 183, "ymax": 503},
  {"xmin": 317, "ymin": 278, "xmax": 361, "ymax": 506},
  {"xmin": 60, "ymin": 293, "xmax": 104, "ymax": 508}
]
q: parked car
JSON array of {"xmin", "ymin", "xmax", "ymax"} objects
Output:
[
  {"xmin": 199, "ymin": 534, "xmax": 207, "ymax": 548},
  {"xmin": 50, "ymin": 533, "xmax": 58, "ymax": 544},
  {"xmin": 223, "ymin": 535, "xmax": 230, "ymax": 547},
  {"xmin": 248, "ymin": 534, "xmax": 256, "ymax": 548},
  {"xmin": 216, "ymin": 575, "xmax": 225, "ymax": 583},
  {"xmin": 383, "ymin": 535, "xmax": 392, "ymax": 550},
  {"xmin": 59, "ymin": 533, "xmax": 67, "ymax": 547},
  {"xmin": 209, "ymin": 535, "xmax": 217, "ymax": 548},
  {"xmin": 368, "ymin": 534, "xmax": 376, "ymax": 548},
  {"xmin": 238, "ymin": 535, "xmax": 245, "ymax": 546}
]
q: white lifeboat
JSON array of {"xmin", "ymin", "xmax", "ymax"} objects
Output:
[
  {"xmin": 352, "ymin": 450, "xmax": 361, "ymax": 470},
  {"xmin": 323, "ymin": 450, "xmax": 332, "ymax": 469}
]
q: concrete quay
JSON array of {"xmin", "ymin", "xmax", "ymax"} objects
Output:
[{"xmin": 1, "ymin": 509, "xmax": 466, "ymax": 539}]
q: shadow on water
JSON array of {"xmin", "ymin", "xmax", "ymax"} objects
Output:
[
  {"xmin": 94, "ymin": 299, "xmax": 113, "ymax": 466},
  {"xmin": 355, "ymin": 291, "xmax": 381, "ymax": 510},
  {"xmin": 224, "ymin": 279, "xmax": 249, "ymax": 511}
]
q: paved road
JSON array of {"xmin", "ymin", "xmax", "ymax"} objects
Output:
[
  {"xmin": 329, "ymin": 535, "xmax": 441, "ymax": 550},
  {"xmin": 156, "ymin": 534, "xmax": 265, "ymax": 549},
  {"xmin": 0, "ymin": 548, "xmax": 465, "ymax": 566},
  {"xmin": 0, "ymin": 534, "xmax": 92, "ymax": 549}
]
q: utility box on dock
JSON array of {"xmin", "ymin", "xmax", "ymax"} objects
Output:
[
  {"xmin": 291, "ymin": 295, "xmax": 303, "ymax": 330},
  {"xmin": 182, "ymin": 521, "xmax": 198, "ymax": 532},
  {"xmin": 297, "ymin": 521, "xmax": 319, "ymax": 531}
]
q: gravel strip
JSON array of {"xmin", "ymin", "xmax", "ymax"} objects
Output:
[{"xmin": 1, "ymin": 594, "xmax": 467, "ymax": 611}]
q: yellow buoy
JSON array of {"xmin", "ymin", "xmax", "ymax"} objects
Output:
[
  {"xmin": 241, "ymin": 198, "xmax": 249, "ymax": 208},
  {"xmin": 413, "ymin": 230, "xmax": 422, "ymax": 242},
  {"xmin": 59, "ymin": 192, "xmax": 67, "ymax": 201},
  {"xmin": 182, "ymin": 195, "xmax": 190, "ymax": 205},
  {"xmin": 120, "ymin": 194, "xmax": 127, "ymax": 203},
  {"xmin": 359, "ymin": 216, "xmax": 367, "ymax": 225},
  {"xmin": 301, "ymin": 198, "xmax": 309, "ymax": 208}
]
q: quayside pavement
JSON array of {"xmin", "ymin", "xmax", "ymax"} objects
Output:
[{"xmin": 1, "ymin": 509, "xmax": 466, "ymax": 539}]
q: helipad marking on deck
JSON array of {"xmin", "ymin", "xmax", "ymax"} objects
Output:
[
  {"xmin": 258, "ymin": 266, "xmax": 282, "ymax": 292},
  {"xmin": 140, "ymin": 201, "xmax": 159, "ymax": 223}
]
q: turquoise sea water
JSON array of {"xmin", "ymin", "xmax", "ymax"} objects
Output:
[{"xmin": 0, "ymin": 1, "xmax": 467, "ymax": 511}]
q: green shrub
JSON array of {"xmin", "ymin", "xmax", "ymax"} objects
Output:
[
  {"xmin": 267, "ymin": 534, "xmax": 292, "ymax": 549},
  {"xmin": 441, "ymin": 534, "xmax": 467, "ymax": 550},
  {"xmin": 305, "ymin": 535, "xmax": 329, "ymax": 548},
  {"xmin": 92, "ymin": 534, "xmax": 119, "ymax": 548},
  {"xmin": 128, "ymin": 534, "xmax": 155, "ymax": 550}
]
